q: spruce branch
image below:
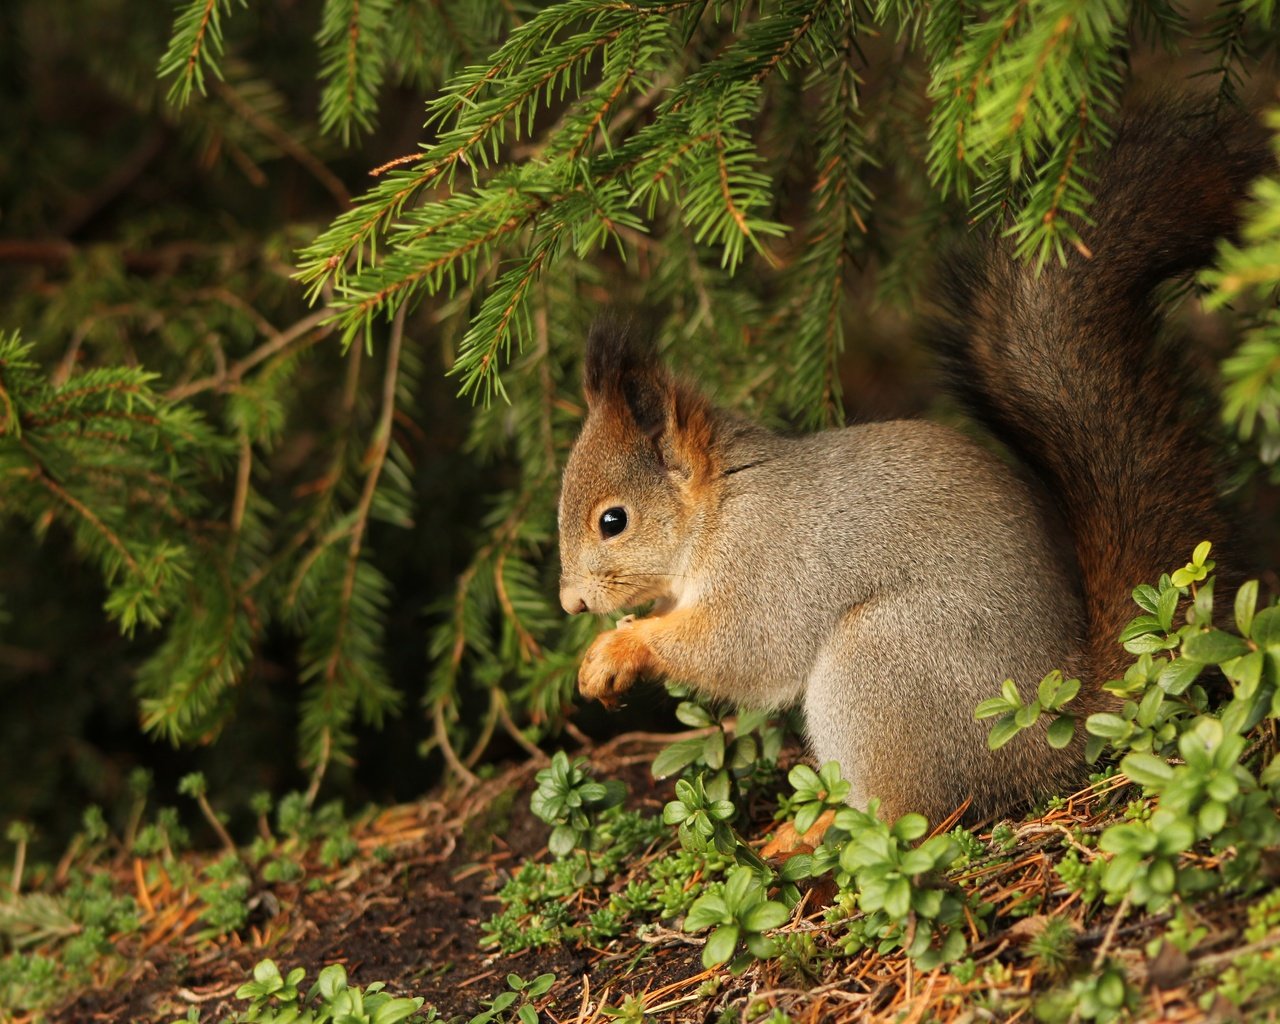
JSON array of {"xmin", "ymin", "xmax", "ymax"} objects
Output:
[
  {"xmin": 1205, "ymin": 112, "xmax": 1280, "ymax": 465},
  {"xmin": 317, "ymin": 0, "xmax": 393, "ymax": 145},
  {"xmin": 165, "ymin": 307, "xmax": 334, "ymax": 401},
  {"xmin": 782, "ymin": 19, "xmax": 874, "ymax": 427},
  {"xmin": 159, "ymin": 0, "xmax": 245, "ymax": 107},
  {"xmin": 294, "ymin": 305, "xmax": 410, "ymax": 777}
]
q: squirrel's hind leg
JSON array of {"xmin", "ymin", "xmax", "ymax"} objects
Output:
[{"xmin": 802, "ymin": 597, "xmax": 1083, "ymax": 827}]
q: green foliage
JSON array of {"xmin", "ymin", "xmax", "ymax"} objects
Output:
[
  {"xmin": 469, "ymin": 972, "xmax": 555, "ymax": 1024},
  {"xmin": 481, "ymin": 809, "xmax": 667, "ymax": 952},
  {"xmin": 8, "ymin": 0, "xmax": 1280, "ymax": 833},
  {"xmin": 826, "ymin": 806, "xmax": 970, "ymax": 969},
  {"xmin": 529, "ymin": 751, "xmax": 627, "ymax": 858},
  {"xmin": 194, "ymin": 853, "xmax": 252, "ymax": 937},
  {"xmin": 683, "ymin": 866, "xmax": 791, "ymax": 972},
  {"xmin": 0, "ymin": 330, "xmax": 227, "ymax": 637},
  {"xmin": 228, "ymin": 959, "xmax": 432, "ymax": 1024},
  {"xmin": 975, "ymin": 671, "xmax": 1082, "ymax": 751},
  {"xmin": 777, "ymin": 762, "xmax": 976, "ymax": 969},
  {"xmin": 778, "ymin": 762, "xmax": 850, "ymax": 835},
  {"xmin": 1025, "ymin": 917, "xmax": 1078, "ymax": 979},
  {"xmin": 0, "ymin": 869, "xmax": 140, "ymax": 1016},
  {"xmin": 652, "ymin": 699, "xmax": 784, "ymax": 784},
  {"xmin": 1034, "ymin": 961, "xmax": 1137, "ymax": 1023},
  {"xmin": 1206, "ymin": 108, "xmax": 1280, "ymax": 473},
  {"xmin": 662, "ymin": 773, "xmax": 740, "ymax": 858},
  {"xmin": 158, "ymin": 0, "xmax": 246, "ymax": 106},
  {"xmin": 977, "ymin": 547, "xmax": 1280, "ymax": 916}
]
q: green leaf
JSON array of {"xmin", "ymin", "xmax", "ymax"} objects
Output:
[
  {"xmin": 1121, "ymin": 753, "xmax": 1174, "ymax": 789},
  {"xmin": 1051, "ymin": 676, "xmax": 1081, "ymax": 708},
  {"xmin": 899, "ymin": 849, "xmax": 934, "ymax": 874},
  {"xmin": 372, "ymin": 998, "xmax": 427, "ymax": 1024},
  {"xmin": 1046, "ymin": 715, "xmax": 1076, "ymax": 749},
  {"xmin": 1183, "ymin": 629, "xmax": 1250, "ymax": 665},
  {"xmin": 1086, "ymin": 713, "xmax": 1130, "ymax": 740},
  {"xmin": 727, "ymin": 735, "xmax": 759, "ymax": 771},
  {"xmin": 1224, "ymin": 650, "xmax": 1264, "ymax": 698},
  {"xmin": 527, "ymin": 973, "xmax": 555, "ymax": 997},
  {"xmin": 1157, "ymin": 585, "xmax": 1181, "ymax": 633},
  {"xmin": 1120, "ymin": 615, "xmax": 1164, "ymax": 642},
  {"xmin": 781, "ymin": 853, "xmax": 815, "ymax": 881},
  {"xmin": 1125, "ymin": 632, "xmax": 1179, "ymax": 655},
  {"xmin": 676, "ymin": 701, "xmax": 715, "ymax": 727},
  {"xmin": 1253, "ymin": 606, "xmax": 1280, "ymax": 650},
  {"xmin": 974, "ymin": 697, "xmax": 1012, "ymax": 720},
  {"xmin": 1132, "ymin": 584, "xmax": 1161, "ymax": 614},
  {"xmin": 253, "ymin": 958, "xmax": 283, "ymax": 985},
  {"xmin": 548, "ymin": 824, "xmax": 578, "ymax": 857},
  {"xmin": 652, "ymin": 738, "xmax": 706, "ymax": 779},
  {"xmin": 743, "ymin": 931, "xmax": 778, "ymax": 960},
  {"xmin": 1157, "ymin": 657, "xmax": 1203, "ymax": 695},
  {"xmin": 794, "ymin": 803, "xmax": 820, "ymax": 835},
  {"xmin": 1102, "ymin": 851, "xmax": 1142, "ymax": 892},
  {"xmin": 892, "ymin": 814, "xmax": 928, "ymax": 842},
  {"xmin": 788, "ymin": 764, "xmax": 822, "ymax": 792},
  {"xmin": 741, "ymin": 900, "xmax": 789, "ymax": 932},
  {"xmin": 1235, "ymin": 580, "xmax": 1259, "ymax": 637},
  {"xmin": 1198, "ymin": 800, "xmax": 1227, "ymax": 836},
  {"xmin": 1037, "ymin": 671, "xmax": 1063, "ymax": 707},
  {"xmin": 987, "ymin": 714, "xmax": 1022, "ymax": 750},
  {"xmin": 883, "ymin": 877, "xmax": 911, "ymax": 919},
  {"xmin": 663, "ymin": 801, "xmax": 690, "ymax": 825},
  {"xmin": 703, "ymin": 924, "xmax": 740, "ymax": 967},
  {"xmin": 685, "ymin": 894, "xmax": 728, "ymax": 932}
]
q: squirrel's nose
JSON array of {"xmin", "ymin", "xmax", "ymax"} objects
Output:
[{"xmin": 560, "ymin": 586, "xmax": 588, "ymax": 615}]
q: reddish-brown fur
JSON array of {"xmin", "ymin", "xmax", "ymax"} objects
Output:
[{"xmin": 930, "ymin": 104, "xmax": 1273, "ymax": 707}]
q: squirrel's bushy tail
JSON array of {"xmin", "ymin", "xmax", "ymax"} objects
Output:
[{"xmin": 931, "ymin": 106, "xmax": 1272, "ymax": 690}]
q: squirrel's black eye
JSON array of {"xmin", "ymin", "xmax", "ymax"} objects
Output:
[{"xmin": 599, "ymin": 507, "xmax": 628, "ymax": 538}]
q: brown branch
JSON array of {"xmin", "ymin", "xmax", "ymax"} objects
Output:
[
  {"xmin": 715, "ymin": 134, "xmax": 751, "ymax": 240},
  {"xmin": 568, "ymin": 69, "xmax": 634, "ymax": 161},
  {"xmin": 534, "ymin": 290, "xmax": 557, "ymax": 472},
  {"xmin": 433, "ymin": 698, "xmax": 480, "ymax": 787},
  {"xmin": 165, "ymin": 307, "xmax": 334, "ymax": 401},
  {"xmin": 494, "ymin": 548, "xmax": 542, "ymax": 662},
  {"xmin": 279, "ymin": 342, "xmax": 365, "ymax": 608},
  {"xmin": 0, "ymin": 239, "xmax": 236, "ymax": 275},
  {"xmin": 230, "ymin": 434, "xmax": 252, "ymax": 536},
  {"xmin": 313, "ymin": 304, "xmax": 406, "ymax": 697},
  {"xmin": 183, "ymin": 0, "xmax": 219, "ymax": 84},
  {"xmin": 216, "ymin": 81, "xmax": 351, "ymax": 206},
  {"xmin": 751, "ymin": 0, "xmax": 828, "ymax": 83},
  {"xmin": 33, "ymin": 467, "xmax": 139, "ymax": 574}
]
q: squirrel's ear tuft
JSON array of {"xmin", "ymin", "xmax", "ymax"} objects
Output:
[
  {"xmin": 583, "ymin": 319, "xmax": 669, "ymax": 438},
  {"xmin": 583, "ymin": 317, "xmax": 717, "ymax": 482}
]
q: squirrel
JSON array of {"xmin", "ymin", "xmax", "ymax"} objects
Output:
[{"xmin": 556, "ymin": 106, "xmax": 1272, "ymax": 824}]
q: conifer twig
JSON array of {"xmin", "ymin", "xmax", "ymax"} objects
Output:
[{"xmin": 166, "ymin": 308, "xmax": 333, "ymax": 401}]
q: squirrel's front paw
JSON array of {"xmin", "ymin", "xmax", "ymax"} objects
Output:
[{"xmin": 579, "ymin": 624, "xmax": 651, "ymax": 709}]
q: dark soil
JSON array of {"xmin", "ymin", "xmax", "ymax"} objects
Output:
[
  {"xmin": 59, "ymin": 734, "xmax": 714, "ymax": 1024},
  {"xmin": 36, "ymin": 732, "xmax": 1280, "ymax": 1024}
]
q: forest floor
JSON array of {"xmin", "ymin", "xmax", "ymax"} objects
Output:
[{"xmin": 28, "ymin": 731, "xmax": 1280, "ymax": 1023}]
